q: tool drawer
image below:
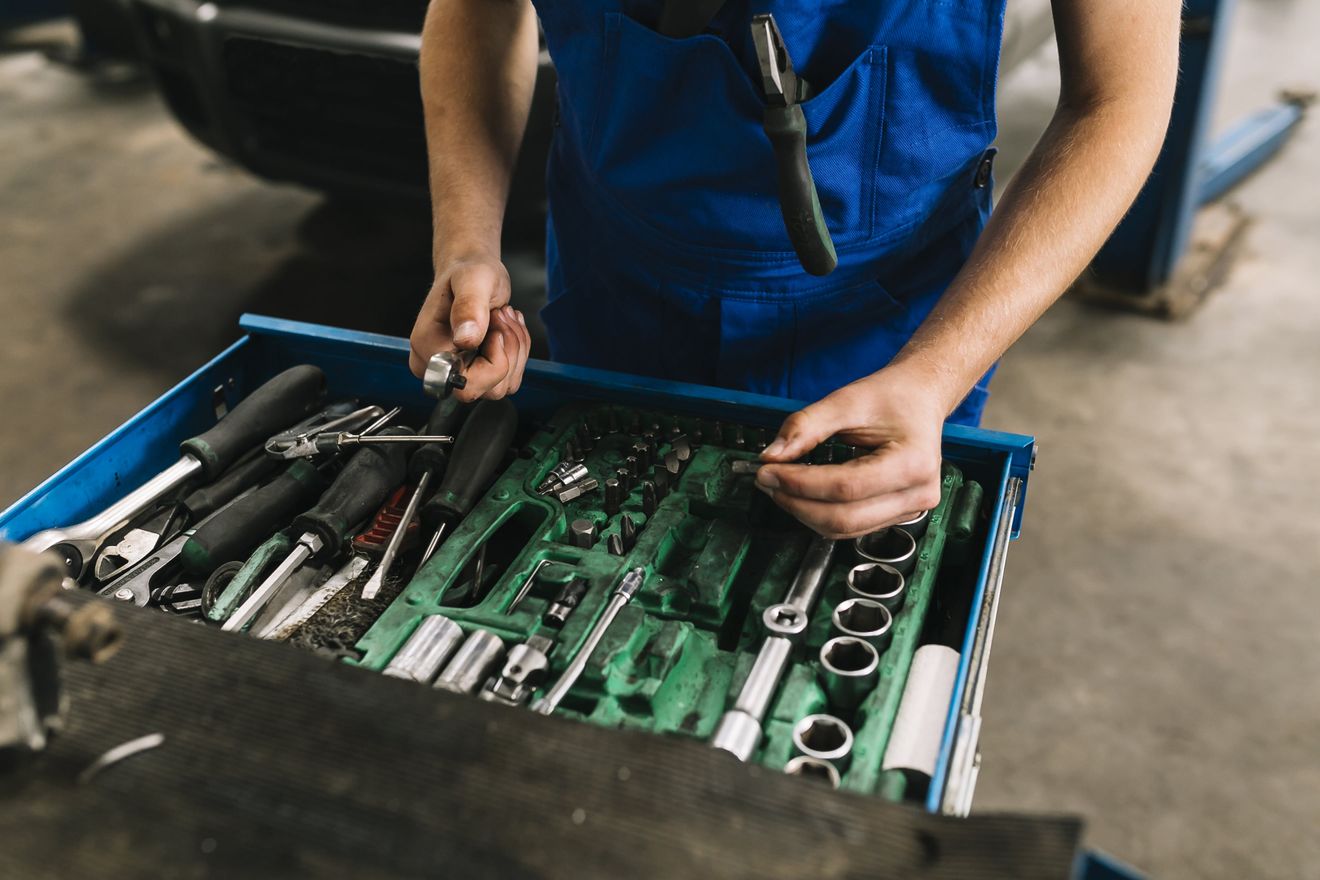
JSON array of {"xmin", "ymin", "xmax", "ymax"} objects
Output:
[{"xmin": 0, "ymin": 314, "xmax": 1033, "ymax": 818}]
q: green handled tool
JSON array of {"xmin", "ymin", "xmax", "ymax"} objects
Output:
[
  {"xmin": 752, "ymin": 14, "xmax": 837, "ymax": 277},
  {"xmin": 221, "ymin": 426, "xmax": 412, "ymax": 633},
  {"xmin": 417, "ymin": 399, "xmax": 519, "ymax": 566}
]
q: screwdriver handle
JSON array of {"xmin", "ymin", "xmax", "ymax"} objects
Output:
[
  {"xmin": 180, "ymin": 459, "xmax": 328, "ymax": 576},
  {"xmin": 409, "ymin": 398, "xmax": 473, "ymax": 482},
  {"xmin": 181, "ymin": 365, "xmax": 326, "ymax": 480},
  {"xmin": 421, "ymin": 399, "xmax": 517, "ymax": 527},
  {"xmin": 295, "ymin": 426, "xmax": 412, "ymax": 558},
  {"xmin": 763, "ymin": 104, "xmax": 837, "ymax": 277},
  {"xmin": 181, "ymin": 447, "xmax": 283, "ymax": 521}
]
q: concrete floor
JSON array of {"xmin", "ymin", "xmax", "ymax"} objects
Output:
[{"xmin": 2, "ymin": 5, "xmax": 1318, "ymax": 878}]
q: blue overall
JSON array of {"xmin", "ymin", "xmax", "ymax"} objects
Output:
[{"xmin": 533, "ymin": 1, "xmax": 1008, "ymax": 425}]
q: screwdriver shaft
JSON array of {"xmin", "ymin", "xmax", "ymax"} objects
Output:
[
  {"xmin": 361, "ymin": 469, "xmax": 433, "ymax": 600},
  {"xmin": 420, "ymin": 521, "xmax": 449, "ymax": 567},
  {"xmin": 221, "ymin": 535, "xmax": 319, "ymax": 632}
]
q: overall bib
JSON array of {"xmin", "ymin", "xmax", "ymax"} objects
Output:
[{"xmin": 533, "ymin": 1, "xmax": 1007, "ymax": 426}]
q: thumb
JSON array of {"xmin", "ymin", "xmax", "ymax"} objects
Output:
[
  {"xmin": 761, "ymin": 396, "xmax": 850, "ymax": 462},
  {"xmin": 448, "ymin": 263, "xmax": 501, "ymax": 349}
]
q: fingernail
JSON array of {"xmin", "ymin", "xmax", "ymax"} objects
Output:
[
  {"xmin": 516, "ymin": 311, "xmax": 526, "ymax": 326},
  {"xmin": 762, "ymin": 439, "xmax": 786, "ymax": 458},
  {"xmin": 757, "ymin": 470, "xmax": 779, "ymax": 490},
  {"xmin": 455, "ymin": 321, "xmax": 479, "ymax": 342},
  {"xmin": 755, "ymin": 483, "xmax": 775, "ymax": 498}
]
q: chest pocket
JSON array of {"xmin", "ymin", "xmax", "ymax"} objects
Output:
[{"xmin": 585, "ymin": 13, "xmax": 886, "ymax": 258}]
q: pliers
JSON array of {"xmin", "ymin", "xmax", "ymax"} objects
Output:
[{"xmin": 751, "ymin": 14, "xmax": 838, "ymax": 276}]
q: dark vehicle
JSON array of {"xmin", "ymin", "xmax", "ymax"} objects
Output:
[{"xmin": 125, "ymin": 0, "xmax": 556, "ymax": 225}]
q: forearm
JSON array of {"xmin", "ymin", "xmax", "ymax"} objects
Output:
[
  {"xmin": 420, "ymin": 0, "xmax": 539, "ymax": 266},
  {"xmin": 889, "ymin": 4, "xmax": 1180, "ymax": 414}
]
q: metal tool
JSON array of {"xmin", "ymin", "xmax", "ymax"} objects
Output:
[
  {"xmin": 569, "ymin": 519, "xmax": 597, "ymax": 550},
  {"xmin": 640, "ymin": 481, "xmax": 657, "ymax": 517},
  {"xmin": 263, "ymin": 403, "xmax": 385, "ymax": 459},
  {"xmin": 361, "ymin": 399, "xmax": 471, "ymax": 600},
  {"xmin": 619, "ymin": 515, "xmax": 637, "ymax": 552},
  {"xmin": 818, "ymin": 636, "xmax": 881, "ymax": 711},
  {"xmin": 603, "ymin": 478, "xmax": 622, "ymax": 515},
  {"xmin": 846, "ymin": 562, "xmax": 906, "ymax": 612},
  {"xmin": 831, "ymin": 597, "xmax": 893, "ymax": 651},
  {"xmin": 894, "ymin": 509, "xmax": 932, "ymax": 541},
  {"xmin": 423, "ymin": 350, "xmax": 469, "ymax": 398},
  {"xmin": 261, "ymin": 555, "xmax": 368, "ymax": 641},
  {"xmin": 22, "ymin": 365, "xmax": 327, "ymax": 580},
  {"xmin": 480, "ymin": 633, "xmax": 554, "ymax": 706},
  {"xmin": 854, "ymin": 527, "xmax": 918, "ymax": 576},
  {"xmin": 93, "ymin": 506, "xmax": 183, "ymax": 583},
  {"xmin": 418, "ymin": 399, "xmax": 519, "ymax": 565},
  {"xmin": 283, "ymin": 430, "xmax": 456, "ymax": 460},
  {"xmin": 434, "ymin": 629, "xmax": 505, "ymax": 694},
  {"xmin": 729, "ymin": 460, "xmax": 764, "ymax": 475},
  {"xmin": 792, "ymin": 714, "xmax": 853, "ymax": 771},
  {"xmin": 711, "ymin": 536, "xmax": 836, "ymax": 761},
  {"xmin": 221, "ymin": 428, "xmax": 411, "ymax": 632},
  {"xmin": 383, "ymin": 614, "xmax": 465, "ymax": 684},
  {"xmin": 543, "ymin": 577, "xmax": 589, "ymax": 628},
  {"xmin": 537, "ymin": 462, "xmax": 589, "ymax": 496},
  {"xmin": 555, "ymin": 478, "xmax": 599, "ymax": 504},
  {"xmin": 507, "ymin": 558, "xmax": 559, "ymax": 614},
  {"xmin": 783, "ymin": 755, "xmax": 840, "ymax": 788},
  {"xmin": 751, "ymin": 14, "xmax": 836, "ymax": 276},
  {"xmin": 531, "ymin": 567, "xmax": 645, "ymax": 715}
]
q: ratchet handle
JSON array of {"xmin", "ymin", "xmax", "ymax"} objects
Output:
[
  {"xmin": 408, "ymin": 398, "xmax": 473, "ymax": 482},
  {"xmin": 181, "ymin": 447, "xmax": 283, "ymax": 521},
  {"xmin": 295, "ymin": 426, "xmax": 411, "ymax": 557},
  {"xmin": 421, "ymin": 399, "xmax": 517, "ymax": 526},
  {"xmin": 181, "ymin": 365, "xmax": 327, "ymax": 479},
  {"xmin": 763, "ymin": 104, "xmax": 837, "ymax": 277},
  {"xmin": 180, "ymin": 460, "xmax": 328, "ymax": 576}
]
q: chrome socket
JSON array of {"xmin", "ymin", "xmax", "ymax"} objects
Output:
[
  {"xmin": 434, "ymin": 629, "xmax": 505, "ymax": 694},
  {"xmin": 783, "ymin": 755, "xmax": 841, "ymax": 788},
  {"xmin": 831, "ymin": 597, "xmax": 894, "ymax": 652},
  {"xmin": 894, "ymin": 509, "xmax": 931, "ymax": 541},
  {"xmin": 381, "ymin": 614, "xmax": 464, "ymax": 684},
  {"xmin": 818, "ymin": 636, "xmax": 881, "ymax": 711},
  {"xmin": 845, "ymin": 562, "xmax": 906, "ymax": 612},
  {"xmin": 853, "ymin": 527, "xmax": 917, "ymax": 577},
  {"xmin": 791, "ymin": 714, "xmax": 854, "ymax": 771}
]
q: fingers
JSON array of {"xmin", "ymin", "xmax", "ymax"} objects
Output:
[
  {"xmin": 452, "ymin": 307, "xmax": 530, "ymax": 401},
  {"xmin": 760, "ymin": 481, "xmax": 940, "ymax": 540},
  {"xmin": 507, "ymin": 308, "xmax": 531, "ymax": 393},
  {"xmin": 449, "ymin": 262, "xmax": 510, "ymax": 350},
  {"xmin": 760, "ymin": 392, "xmax": 856, "ymax": 462},
  {"xmin": 409, "ymin": 284, "xmax": 455, "ymax": 378},
  {"xmin": 757, "ymin": 446, "xmax": 939, "ymax": 504}
]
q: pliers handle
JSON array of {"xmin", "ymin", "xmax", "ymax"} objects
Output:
[{"xmin": 752, "ymin": 14, "xmax": 837, "ymax": 276}]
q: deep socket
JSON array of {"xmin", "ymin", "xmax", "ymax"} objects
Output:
[
  {"xmin": 832, "ymin": 597, "xmax": 894, "ymax": 652},
  {"xmin": 854, "ymin": 527, "xmax": 918, "ymax": 577},
  {"xmin": 818, "ymin": 636, "xmax": 881, "ymax": 711},
  {"xmin": 845, "ymin": 562, "xmax": 906, "ymax": 612}
]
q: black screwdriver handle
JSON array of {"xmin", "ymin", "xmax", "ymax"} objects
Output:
[
  {"xmin": 408, "ymin": 398, "xmax": 473, "ymax": 482},
  {"xmin": 764, "ymin": 104, "xmax": 837, "ymax": 277},
  {"xmin": 294, "ymin": 426, "xmax": 412, "ymax": 558},
  {"xmin": 421, "ymin": 399, "xmax": 517, "ymax": 527},
  {"xmin": 180, "ymin": 459, "xmax": 328, "ymax": 576},
  {"xmin": 181, "ymin": 447, "xmax": 283, "ymax": 521},
  {"xmin": 181, "ymin": 365, "xmax": 327, "ymax": 480}
]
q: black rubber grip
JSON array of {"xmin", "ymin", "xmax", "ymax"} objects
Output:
[
  {"xmin": 180, "ymin": 459, "xmax": 327, "ymax": 576},
  {"xmin": 180, "ymin": 365, "xmax": 326, "ymax": 480},
  {"xmin": 763, "ymin": 104, "xmax": 837, "ymax": 277},
  {"xmin": 408, "ymin": 399, "xmax": 473, "ymax": 482},
  {"xmin": 294, "ymin": 426, "xmax": 412, "ymax": 558},
  {"xmin": 421, "ymin": 399, "xmax": 517, "ymax": 527},
  {"xmin": 180, "ymin": 448, "xmax": 283, "ymax": 521}
]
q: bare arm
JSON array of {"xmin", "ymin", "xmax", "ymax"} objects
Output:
[
  {"xmin": 408, "ymin": 0, "xmax": 539, "ymax": 400},
  {"xmin": 759, "ymin": 0, "xmax": 1183, "ymax": 537}
]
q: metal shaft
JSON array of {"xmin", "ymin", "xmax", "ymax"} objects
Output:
[
  {"xmin": 712, "ymin": 536, "xmax": 835, "ymax": 761},
  {"xmin": 419, "ymin": 521, "xmax": 448, "ymax": 566},
  {"xmin": 361, "ymin": 469, "xmax": 433, "ymax": 600},
  {"xmin": 531, "ymin": 567, "xmax": 644, "ymax": 715},
  {"xmin": 22, "ymin": 457, "xmax": 203, "ymax": 578},
  {"xmin": 221, "ymin": 533, "xmax": 320, "ymax": 632}
]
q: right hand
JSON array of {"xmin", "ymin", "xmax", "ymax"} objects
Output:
[{"xmin": 409, "ymin": 255, "xmax": 531, "ymax": 402}]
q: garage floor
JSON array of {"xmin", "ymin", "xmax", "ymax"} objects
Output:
[{"xmin": 2, "ymin": 5, "xmax": 1317, "ymax": 878}]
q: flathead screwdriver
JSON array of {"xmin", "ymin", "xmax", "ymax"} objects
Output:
[
  {"xmin": 418, "ymin": 399, "xmax": 519, "ymax": 565},
  {"xmin": 222, "ymin": 426, "xmax": 411, "ymax": 632},
  {"xmin": 360, "ymin": 398, "xmax": 471, "ymax": 599}
]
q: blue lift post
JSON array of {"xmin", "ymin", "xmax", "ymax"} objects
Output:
[{"xmin": 1085, "ymin": 0, "xmax": 1308, "ymax": 314}]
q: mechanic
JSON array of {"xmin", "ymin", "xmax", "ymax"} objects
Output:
[{"xmin": 407, "ymin": 1, "xmax": 1179, "ymax": 539}]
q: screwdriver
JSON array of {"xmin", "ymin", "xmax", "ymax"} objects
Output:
[
  {"xmin": 418, "ymin": 399, "xmax": 519, "ymax": 566},
  {"xmin": 221, "ymin": 427, "xmax": 411, "ymax": 633},
  {"xmin": 23, "ymin": 365, "xmax": 327, "ymax": 580},
  {"xmin": 360, "ymin": 397, "xmax": 471, "ymax": 599}
]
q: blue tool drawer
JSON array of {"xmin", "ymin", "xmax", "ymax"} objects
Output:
[{"xmin": 0, "ymin": 314, "xmax": 1033, "ymax": 816}]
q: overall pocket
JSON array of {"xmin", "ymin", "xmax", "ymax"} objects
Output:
[{"xmin": 587, "ymin": 13, "xmax": 887, "ymax": 256}]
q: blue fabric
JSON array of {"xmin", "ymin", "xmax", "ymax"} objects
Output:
[{"xmin": 533, "ymin": 0, "xmax": 1007, "ymax": 426}]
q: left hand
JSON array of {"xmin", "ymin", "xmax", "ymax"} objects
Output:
[{"xmin": 756, "ymin": 367, "xmax": 948, "ymax": 539}]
